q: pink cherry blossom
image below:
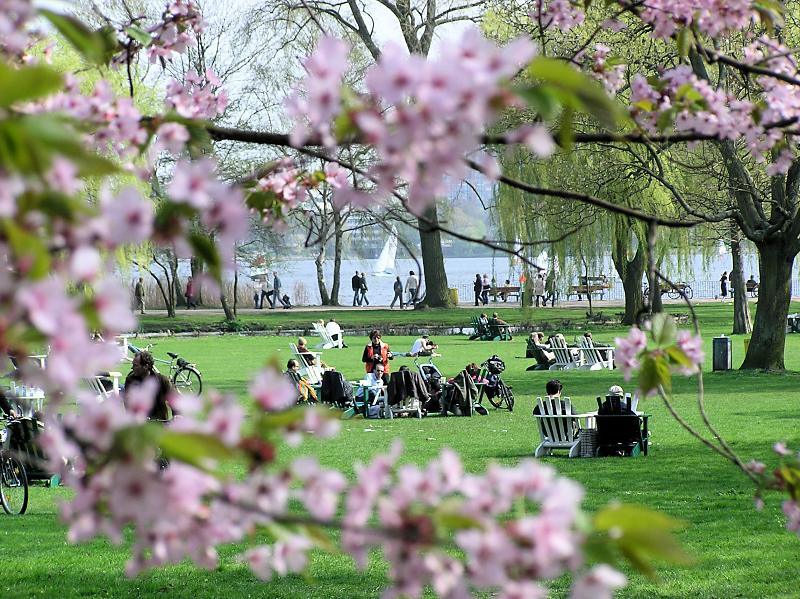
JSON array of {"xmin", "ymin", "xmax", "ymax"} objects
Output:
[
  {"xmin": 100, "ymin": 186, "xmax": 154, "ymax": 247},
  {"xmin": 570, "ymin": 565, "xmax": 627, "ymax": 599},
  {"xmin": 614, "ymin": 327, "xmax": 648, "ymax": 381},
  {"xmin": 249, "ymin": 367, "xmax": 296, "ymax": 411},
  {"xmin": 675, "ymin": 330, "xmax": 705, "ymax": 374},
  {"xmin": 69, "ymin": 246, "xmax": 102, "ymax": 282}
]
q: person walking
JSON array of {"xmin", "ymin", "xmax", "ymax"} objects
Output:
[
  {"xmin": 405, "ymin": 270, "xmax": 419, "ymax": 306},
  {"xmin": 720, "ymin": 271, "xmax": 728, "ymax": 299},
  {"xmin": 390, "ymin": 276, "xmax": 404, "ymax": 308},
  {"xmin": 534, "ymin": 273, "xmax": 546, "ymax": 307},
  {"xmin": 273, "ymin": 271, "xmax": 289, "ymax": 308},
  {"xmin": 351, "ymin": 270, "xmax": 362, "ymax": 306},
  {"xmin": 359, "ymin": 272, "xmax": 370, "ymax": 306},
  {"xmin": 134, "ymin": 277, "xmax": 145, "ymax": 315},
  {"xmin": 545, "ymin": 270, "xmax": 556, "ymax": 307},
  {"xmin": 481, "ymin": 273, "xmax": 490, "ymax": 305},
  {"xmin": 260, "ymin": 277, "xmax": 273, "ymax": 309},
  {"xmin": 473, "ymin": 274, "xmax": 482, "ymax": 306},
  {"xmin": 184, "ymin": 276, "xmax": 196, "ymax": 309}
]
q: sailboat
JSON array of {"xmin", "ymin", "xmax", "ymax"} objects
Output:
[{"xmin": 373, "ymin": 226, "xmax": 398, "ymax": 276}]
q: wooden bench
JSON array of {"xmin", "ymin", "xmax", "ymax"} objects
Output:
[
  {"xmin": 489, "ymin": 286, "xmax": 521, "ymax": 302},
  {"xmin": 567, "ymin": 277, "xmax": 611, "ymax": 300}
]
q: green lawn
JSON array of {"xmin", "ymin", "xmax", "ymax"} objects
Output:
[{"xmin": 2, "ymin": 305, "xmax": 800, "ymax": 598}]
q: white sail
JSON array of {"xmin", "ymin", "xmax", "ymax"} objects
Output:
[{"xmin": 374, "ymin": 226, "xmax": 398, "ymax": 275}]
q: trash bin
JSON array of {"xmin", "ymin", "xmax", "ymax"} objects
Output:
[
  {"xmin": 743, "ymin": 337, "xmax": 751, "ymax": 355},
  {"xmin": 448, "ymin": 288, "xmax": 459, "ymax": 305},
  {"xmin": 712, "ymin": 335, "xmax": 731, "ymax": 371}
]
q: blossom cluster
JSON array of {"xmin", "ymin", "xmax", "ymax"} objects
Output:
[
  {"xmin": 614, "ymin": 320, "xmax": 705, "ymax": 385},
  {"xmin": 530, "ymin": 0, "xmax": 585, "ymax": 32},
  {"xmin": 165, "ymin": 69, "xmax": 228, "ymax": 120},
  {"xmin": 144, "ymin": 0, "xmax": 205, "ymax": 64},
  {"xmin": 253, "ymin": 159, "xmax": 349, "ymax": 218},
  {"xmin": 286, "ymin": 30, "xmax": 541, "ymax": 213},
  {"xmin": 591, "ymin": 44, "xmax": 626, "ymax": 95},
  {"xmin": 0, "ymin": 0, "xmax": 35, "ymax": 57},
  {"xmin": 638, "ymin": 0, "xmax": 754, "ymax": 39},
  {"xmin": 630, "ymin": 65, "xmax": 794, "ymax": 173}
]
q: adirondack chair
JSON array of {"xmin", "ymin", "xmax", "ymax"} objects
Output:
[
  {"xmin": 594, "ymin": 395, "xmax": 649, "ymax": 457},
  {"xmin": 533, "ymin": 396, "xmax": 581, "ymax": 458},
  {"xmin": 469, "ymin": 316, "xmax": 492, "ymax": 341},
  {"xmin": 577, "ymin": 336, "xmax": 615, "ymax": 370},
  {"xmin": 548, "ymin": 335, "xmax": 583, "ymax": 370},
  {"xmin": 289, "ymin": 342, "xmax": 324, "ymax": 386},
  {"xmin": 85, "ymin": 371, "xmax": 122, "ymax": 400},
  {"xmin": 488, "ymin": 320, "xmax": 513, "ymax": 341},
  {"xmin": 313, "ymin": 321, "xmax": 343, "ymax": 350}
]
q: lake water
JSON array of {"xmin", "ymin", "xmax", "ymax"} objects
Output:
[{"xmin": 150, "ymin": 251, "xmax": 775, "ymax": 306}]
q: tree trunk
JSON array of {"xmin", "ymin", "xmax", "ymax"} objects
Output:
[
  {"xmin": 612, "ymin": 241, "xmax": 645, "ymax": 326},
  {"xmin": 152, "ymin": 253, "xmax": 176, "ymax": 317},
  {"xmin": 741, "ymin": 240, "xmax": 794, "ymax": 370},
  {"xmin": 418, "ymin": 205, "xmax": 452, "ymax": 307},
  {"xmin": 233, "ymin": 268, "xmax": 239, "ymax": 317},
  {"xmin": 191, "ymin": 257, "xmax": 204, "ymax": 305},
  {"xmin": 731, "ymin": 231, "xmax": 752, "ymax": 335},
  {"xmin": 220, "ymin": 292, "xmax": 235, "ymax": 321},
  {"xmin": 171, "ymin": 252, "xmax": 184, "ymax": 307},
  {"xmin": 330, "ymin": 211, "xmax": 343, "ymax": 305},
  {"xmin": 315, "ymin": 243, "xmax": 331, "ymax": 305}
]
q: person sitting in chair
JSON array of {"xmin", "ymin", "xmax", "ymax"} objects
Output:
[
  {"xmin": 124, "ymin": 351, "xmax": 176, "ymax": 421},
  {"xmin": 409, "ymin": 334, "xmax": 438, "ymax": 357},
  {"xmin": 297, "ymin": 337, "xmax": 316, "ymax": 366},
  {"xmin": 533, "ymin": 379, "xmax": 574, "ymax": 415},
  {"xmin": 490, "ymin": 312, "xmax": 508, "ymax": 326},
  {"xmin": 286, "ymin": 359, "xmax": 317, "ymax": 403}
]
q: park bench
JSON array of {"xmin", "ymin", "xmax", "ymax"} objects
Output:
[
  {"xmin": 489, "ymin": 286, "xmax": 521, "ymax": 302},
  {"xmin": 567, "ymin": 276, "xmax": 611, "ymax": 300}
]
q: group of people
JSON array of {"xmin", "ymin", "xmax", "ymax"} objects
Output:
[
  {"xmin": 352, "ymin": 270, "xmax": 420, "ymax": 308},
  {"xmin": 719, "ymin": 271, "xmax": 759, "ymax": 299},
  {"xmin": 473, "ymin": 270, "xmax": 557, "ymax": 307},
  {"xmin": 256, "ymin": 272, "xmax": 291, "ymax": 309}
]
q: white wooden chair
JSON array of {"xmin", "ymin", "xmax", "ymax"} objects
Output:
[
  {"xmin": 533, "ymin": 396, "xmax": 581, "ymax": 458},
  {"xmin": 577, "ymin": 337, "xmax": 615, "ymax": 370},
  {"xmin": 313, "ymin": 322, "xmax": 339, "ymax": 350},
  {"xmin": 548, "ymin": 335, "xmax": 583, "ymax": 370},
  {"xmin": 289, "ymin": 343, "xmax": 324, "ymax": 386},
  {"xmin": 85, "ymin": 372, "xmax": 122, "ymax": 401}
]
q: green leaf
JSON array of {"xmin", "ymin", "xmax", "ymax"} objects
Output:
[
  {"xmin": 675, "ymin": 83, "xmax": 703, "ymax": 104},
  {"xmin": 638, "ymin": 353, "xmax": 671, "ymax": 396},
  {"xmin": 188, "ymin": 231, "xmax": 222, "ymax": 280},
  {"xmin": 513, "ymin": 84, "xmax": 561, "ymax": 121},
  {"xmin": 3, "ymin": 221, "xmax": 51, "ymax": 279},
  {"xmin": 592, "ymin": 503, "xmax": 693, "ymax": 579},
  {"xmin": 40, "ymin": 9, "xmax": 118, "ymax": 65},
  {"xmin": 432, "ymin": 498, "xmax": 483, "ymax": 535},
  {"xmin": 676, "ymin": 28, "xmax": 693, "ymax": 59},
  {"xmin": 0, "ymin": 61, "xmax": 63, "ymax": 108},
  {"xmin": 558, "ymin": 106, "xmax": 575, "ymax": 151},
  {"xmin": 299, "ymin": 524, "xmax": 339, "ymax": 553},
  {"xmin": 526, "ymin": 56, "xmax": 624, "ymax": 130},
  {"xmin": 125, "ymin": 25, "xmax": 153, "ymax": 46},
  {"xmin": 650, "ymin": 313, "xmax": 677, "ymax": 346},
  {"xmin": 665, "ymin": 345, "xmax": 693, "ymax": 370},
  {"xmin": 257, "ymin": 406, "xmax": 313, "ymax": 432},
  {"xmin": 159, "ymin": 430, "xmax": 236, "ymax": 470}
]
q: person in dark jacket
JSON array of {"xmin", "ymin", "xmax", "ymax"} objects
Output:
[
  {"xmin": 473, "ymin": 274, "xmax": 482, "ymax": 306},
  {"xmin": 124, "ymin": 351, "xmax": 175, "ymax": 421},
  {"xmin": 720, "ymin": 271, "xmax": 728, "ymax": 299},
  {"xmin": 359, "ymin": 272, "xmax": 369, "ymax": 306},
  {"xmin": 351, "ymin": 271, "xmax": 362, "ymax": 306},
  {"xmin": 390, "ymin": 276, "xmax": 404, "ymax": 308}
]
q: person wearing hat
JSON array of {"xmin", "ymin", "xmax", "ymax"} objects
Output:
[{"xmin": 409, "ymin": 334, "xmax": 438, "ymax": 357}]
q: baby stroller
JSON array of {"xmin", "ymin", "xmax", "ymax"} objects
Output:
[
  {"xmin": 415, "ymin": 358, "xmax": 445, "ymax": 414},
  {"xmin": 479, "ymin": 355, "xmax": 514, "ymax": 411}
]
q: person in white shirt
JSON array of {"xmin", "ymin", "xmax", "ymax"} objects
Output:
[
  {"xmin": 325, "ymin": 318, "xmax": 346, "ymax": 348},
  {"xmin": 409, "ymin": 335, "xmax": 437, "ymax": 357},
  {"xmin": 405, "ymin": 270, "xmax": 419, "ymax": 305}
]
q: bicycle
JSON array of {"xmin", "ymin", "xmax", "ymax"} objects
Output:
[
  {"xmin": 478, "ymin": 355, "xmax": 515, "ymax": 412},
  {"xmin": 128, "ymin": 343, "xmax": 203, "ymax": 395},
  {"xmin": 0, "ymin": 419, "xmax": 29, "ymax": 515}
]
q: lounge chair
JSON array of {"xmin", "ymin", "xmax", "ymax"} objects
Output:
[
  {"xmin": 533, "ymin": 396, "xmax": 581, "ymax": 458},
  {"xmin": 594, "ymin": 395, "xmax": 649, "ymax": 457},
  {"xmin": 548, "ymin": 335, "xmax": 583, "ymax": 370},
  {"xmin": 289, "ymin": 343, "xmax": 324, "ymax": 386},
  {"xmin": 577, "ymin": 337, "xmax": 615, "ymax": 370}
]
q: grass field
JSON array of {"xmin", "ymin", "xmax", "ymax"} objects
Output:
[{"xmin": 2, "ymin": 304, "xmax": 800, "ymax": 598}]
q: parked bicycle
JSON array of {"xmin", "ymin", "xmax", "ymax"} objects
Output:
[
  {"xmin": 478, "ymin": 355, "xmax": 515, "ymax": 412},
  {"xmin": 128, "ymin": 343, "xmax": 203, "ymax": 395},
  {"xmin": 0, "ymin": 418, "xmax": 29, "ymax": 515}
]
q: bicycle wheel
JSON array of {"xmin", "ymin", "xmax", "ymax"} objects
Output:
[
  {"xmin": 684, "ymin": 285, "xmax": 694, "ymax": 299},
  {"xmin": 172, "ymin": 366, "xmax": 202, "ymax": 395},
  {"xmin": 667, "ymin": 289, "xmax": 680, "ymax": 300},
  {"xmin": 487, "ymin": 386, "xmax": 503, "ymax": 409},
  {"xmin": 504, "ymin": 385, "xmax": 515, "ymax": 412},
  {"xmin": 1, "ymin": 453, "xmax": 29, "ymax": 515}
]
